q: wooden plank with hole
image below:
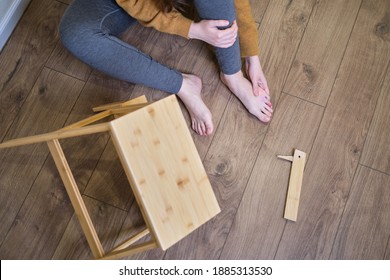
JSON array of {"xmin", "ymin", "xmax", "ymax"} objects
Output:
[{"xmin": 282, "ymin": 149, "xmax": 306, "ymax": 222}]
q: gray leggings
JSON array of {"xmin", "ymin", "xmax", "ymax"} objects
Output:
[{"xmin": 60, "ymin": 0, "xmax": 241, "ymax": 94}]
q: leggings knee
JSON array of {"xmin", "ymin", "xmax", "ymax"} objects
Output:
[{"xmin": 59, "ymin": 17, "xmax": 102, "ymax": 62}]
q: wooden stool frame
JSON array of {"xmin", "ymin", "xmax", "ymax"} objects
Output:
[{"xmin": 0, "ymin": 95, "xmax": 220, "ymax": 260}]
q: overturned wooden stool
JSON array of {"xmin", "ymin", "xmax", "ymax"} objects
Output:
[{"xmin": 0, "ymin": 95, "xmax": 220, "ymax": 259}]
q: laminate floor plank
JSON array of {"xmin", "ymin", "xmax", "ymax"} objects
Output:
[
  {"xmin": 249, "ymin": 0, "xmax": 270, "ymax": 23},
  {"xmin": 257, "ymin": 0, "xmax": 315, "ymax": 103},
  {"xmin": 0, "ymin": 0, "xmax": 67, "ymax": 140},
  {"xmin": 0, "ymin": 68, "xmax": 84, "ymax": 258},
  {"xmin": 330, "ymin": 166, "xmax": 390, "ymax": 259},
  {"xmin": 386, "ymin": 238, "xmax": 390, "ymax": 260},
  {"xmin": 360, "ymin": 64, "xmax": 390, "ymax": 174},
  {"xmin": 275, "ymin": 0, "xmax": 390, "ymax": 259},
  {"xmin": 52, "ymin": 196, "xmax": 128, "ymax": 259},
  {"xmin": 283, "ymin": 0, "xmax": 361, "ymax": 106},
  {"xmin": 220, "ymin": 94, "xmax": 324, "ymax": 259},
  {"xmin": 46, "ymin": 40, "xmax": 92, "ymax": 81}
]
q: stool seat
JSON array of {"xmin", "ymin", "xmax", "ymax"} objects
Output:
[
  {"xmin": 0, "ymin": 95, "xmax": 220, "ymax": 259},
  {"xmin": 110, "ymin": 95, "xmax": 220, "ymax": 250}
]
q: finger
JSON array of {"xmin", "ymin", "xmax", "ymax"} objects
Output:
[
  {"xmin": 213, "ymin": 20, "xmax": 230, "ymax": 29},
  {"xmin": 217, "ymin": 32, "xmax": 237, "ymax": 47},
  {"xmin": 258, "ymin": 78, "xmax": 270, "ymax": 95},
  {"xmin": 220, "ymin": 22, "xmax": 237, "ymax": 35},
  {"xmin": 216, "ymin": 37, "xmax": 237, "ymax": 48},
  {"xmin": 253, "ymin": 84, "xmax": 260, "ymax": 96}
]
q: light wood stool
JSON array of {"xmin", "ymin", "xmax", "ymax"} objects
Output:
[{"xmin": 0, "ymin": 95, "xmax": 220, "ymax": 260}]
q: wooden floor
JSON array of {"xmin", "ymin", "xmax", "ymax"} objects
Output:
[{"xmin": 0, "ymin": 0, "xmax": 389, "ymax": 260}]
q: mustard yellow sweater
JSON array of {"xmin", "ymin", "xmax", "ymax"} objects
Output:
[{"xmin": 115, "ymin": 0, "xmax": 259, "ymax": 57}]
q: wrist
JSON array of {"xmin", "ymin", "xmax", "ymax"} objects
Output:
[
  {"xmin": 245, "ymin": 55, "xmax": 260, "ymax": 64},
  {"xmin": 188, "ymin": 22, "xmax": 199, "ymax": 40}
]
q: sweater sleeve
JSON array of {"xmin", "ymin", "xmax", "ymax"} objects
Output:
[
  {"xmin": 235, "ymin": 0, "xmax": 260, "ymax": 57},
  {"xmin": 115, "ymin": 0, "xmax": 192, "ymax": 38}
]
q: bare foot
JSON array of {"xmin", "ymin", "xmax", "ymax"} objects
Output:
[
  {"xmin": 177, "ymin": 74, "xmax": 213, "ymax": 136},
  {"xmin": 221, "ymin": 71, "xmax": 273, "ymax": 123}
]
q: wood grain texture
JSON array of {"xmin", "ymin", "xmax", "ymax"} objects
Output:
[
  {"xmin": 114, "ymin": 199, "xmax": 162, "ymax": 260},
  {"xmin": 0, "ymin": 0, "xmax": 66, "ymax": 140},
  {"xmin": 386, "ymin": 238, "xmax": 390, "ymax": 260},
  {"xmin": 249, "ymin": 0, "xmax": 270, "ymax": 23},
  {"xmin": 257, "ymin": 0, "xmax": 315, "ymax": 103},
  {"xmin": 330, "ymin": 166, "xmax": 390, "ymax": 259},
  {"xmin": 283, "ymin": 0, "xmax": 361, "ymax": 106},
  {"xmin": 220, "ymin": 94, "xmax": 323, "ymax": 259},
  {"xmin": 46, "ymin": 40, "xmax": 92, "ymax": 81},
  {"xmin": 275, "ymin": 0, "xmax": 390, "ymax": 259},
  {"xmin": 83, "ymin": 97, "xmax": 147, "ymax": 211},
  {"xmin": 52, "ymin": 196, "xmax": 127, "ymax": 259},
  {"xmin": 360, "ymin": 64, "xmax": 390, "ymax": 174},
  {"xmin": 0, "ymin": 68, "xmax": 84, "ymax": 258},
  {"xmin": 283, "ymin": 149, "xmax": 307, "ymax": 222},
  {"xmin": 47, "ymin": 139, "xmax": 104, "ymax": 259},
  {"xmin": 84, "ymin": 139, "xmax": 134, "ymax": 209},
  {"xmin": 110, "ymin": 95, "xmax": 220, "ymax": 250}
]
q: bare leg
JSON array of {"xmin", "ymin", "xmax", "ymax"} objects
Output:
[
  {"xmin": 221, "ymin": 71, "xmax": 273, "ymax": 123},
  {"xmin": 177, "ymin": 74, "xmax": 213, "ymax": 135}
]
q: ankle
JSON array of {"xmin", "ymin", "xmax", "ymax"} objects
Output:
[
  {"xmin": 178, "ymin": 74, "xmax": 202, "ymax": 96},
  {"xmin": 220, "ymin": 71, "xmax": 246, "ymax": 94}
]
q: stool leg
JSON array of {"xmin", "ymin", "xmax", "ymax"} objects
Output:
[{"xmin": 47, "ymin": 139, "xmax": 104, "ymax": 259}]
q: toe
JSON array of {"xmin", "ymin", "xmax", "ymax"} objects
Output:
[
  {"xmin": 205, "ymin": 122, "xmax": 213, "ymax": 135},
  {"xmin": 192, "ymin": 120, "xmax": 196, "ymax": 132},
  {"xmin": 258, "ymin": 96, "xmax": 273, "ymax": 114},
  {"xmin": 264, "ymin": 103, "xmax": 273, "ymax": 114},
  {"xmin": 260, "ymin": 114, "xmax": 271, "ymax": 123},
  {"xmin": 200, "ymin": 122, "xmax": 206, "ymax": 135},
  {"xmin": 197, "ymin": 122, "xmax": 203, "ymax": 136}
]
